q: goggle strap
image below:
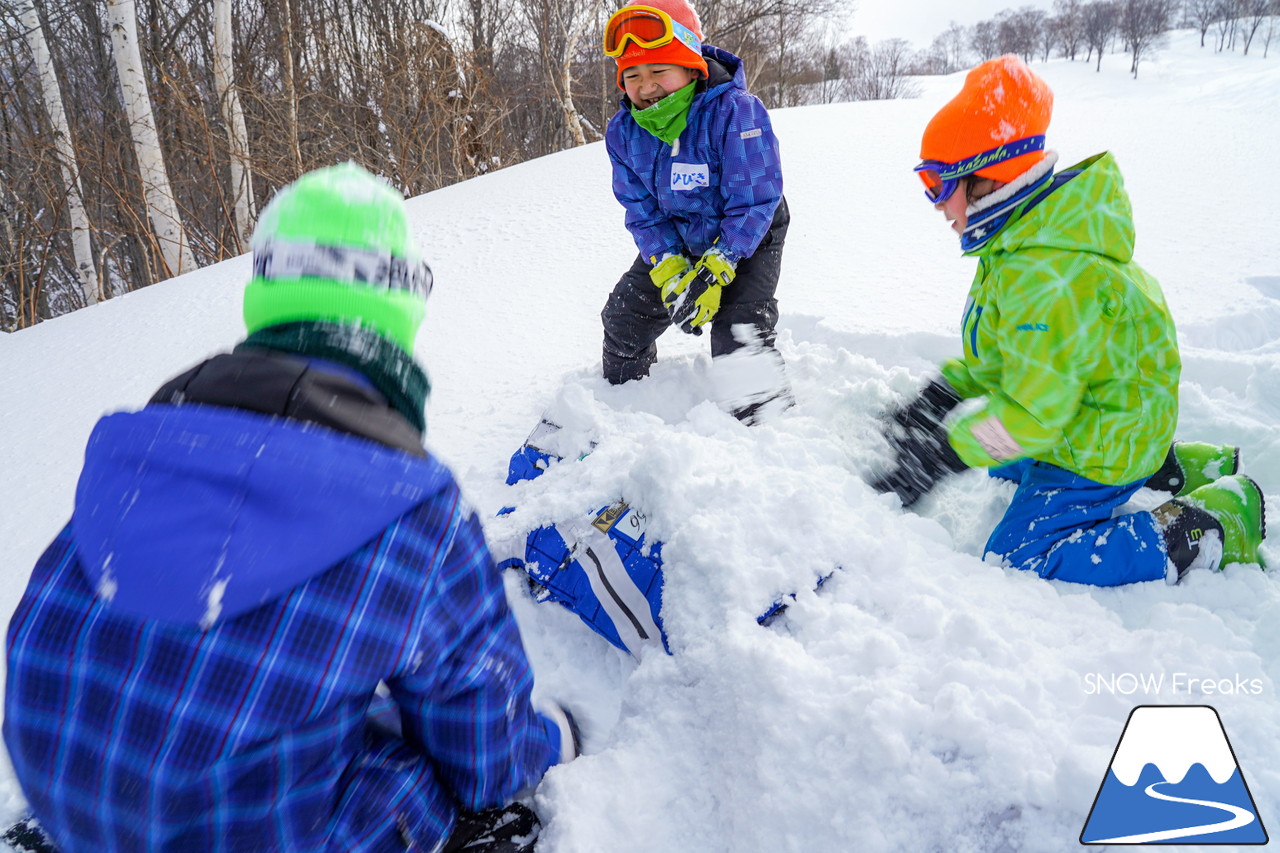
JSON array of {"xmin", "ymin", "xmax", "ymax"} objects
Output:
[
  {"xmin": 930, "ymin": 135, "xmax": 1046, "ymax": 181},
  {"xmin": 253, "ymin": 239, "xmax": 434, "ymax": 299},
  {"xmin": 670, "ymin": 18, "xmax": 701, "ymax": 53}
]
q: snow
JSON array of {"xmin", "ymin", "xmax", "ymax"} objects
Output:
[{"xmin": 2, "ymin": 31, "xmax": 1279, "ymax": 851}]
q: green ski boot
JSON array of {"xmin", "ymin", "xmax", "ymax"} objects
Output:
[
  {"xmin": 1145, "ymin": 440, "xmax": 1240, "ymax": 497},
  {"xmin": 1178, "ymin": 474, "xmax": 1267, "ymax": 568}
]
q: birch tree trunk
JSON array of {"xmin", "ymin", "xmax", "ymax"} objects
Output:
[
  {"xmin": 106, "ymin": 0, "xmax": 195, "ymax": 279},
  {"xmin": 19, "ymin": 0, "xmax": 100, "ymax": 306},
  {"xmin": 279, "ymin": 0, "xmax": 303, "ymax": 173},
  {"xmin": 557, "ymin": 0, "xmax": 598, "ymax": 147},
  {"xmin": 213, "ymin": 0, "xmax": 255, "ymax": 251}
]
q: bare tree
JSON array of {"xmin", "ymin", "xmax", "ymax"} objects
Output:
[
  {"xmin": 996, "ymin": 7, "xmax": 1046, "ymax": 62},
  {"xmin": 1041, "ymin": 13, "xmax": 1063, "ymax": 59},
  {"xmin": 1055, "ymin": 0, "xmax": 1087, "ymax": 57},
  {"xmin": 1239, "ymin": 0, "xmax": 1271, "ymax": 51},
  {"xmin": 938, "ymin": 21, "xmax": 970, "ymax": 69},
  {"xmin": 1083, "ymin": 0, "xmax": 1119, "ymax": 69},
  {"xmin": 824, "ymin": 35, "xmax": 868, "ymax": 102},
  {"xmin": 751, "ymin": 3, "xmax": 832, "ymax": 107},
  {"xmin": 699, "ymin": 0, "xmax": 838, "ymax": 54},
  {"xmin": 17, "ymin": 0, "xmax": 99, "ymax": 306},
  {"xmin": 1, "ymin": 0, "xmax": 863, "ymax": 328},
  {"xmin": 520, "ymin": 0, "xmax": 600, "ymax": 148},
  {"xmin": 460, "ymin": 0, "xmax": 506, "ymax": 74},
  {"xmin": 851, "ymin": 38, "xmax": 919, "ymax": 101},
  {"xmin": 1122, "ymin": 0, "xmax": 1171, "ymax": 76},
  {"xmin": 106, "ymin": 0, "xmax": 195, "ymax": 280},
  {"xmin": 815, "ymin": 44, "xmax": 847, "ymax": 103},
  {"xmin": 970, "ymin": 19, "xmax": 1002, "ymax": 60},
  {"xmin": 1021, "ymin": 7, "xmax": 1051, "ymax": 60},
  {"xmin": 1213, "ymin": 0, "xmax": 1233, "ymax": 48},
  {"xmin": 914, "ymin": 34, "xmax": 951, "ymax": 74},
  {"xmin": 1187, "ymin": 0, "xmax": 1221, "ymax": 45},
  {"xmin": 1264, "ymin": 0, "xmax": 1279, "ymax": 56},
  {"xmin": 277, "ymin": 0, "xmax": 302, "ymax": 173},
  {"xmin": 212, "ymin": 0, "xmax": 254, "ymax": 251}
]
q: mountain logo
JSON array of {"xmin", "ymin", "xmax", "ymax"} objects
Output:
[{"xmin": 1080, "ymin": 705, "xmax": 1268, "ymax": 845}]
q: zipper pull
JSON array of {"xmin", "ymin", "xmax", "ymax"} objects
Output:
[{"xmin": 672, "ymin": 138, "xmax": 680, "ymax": 157}]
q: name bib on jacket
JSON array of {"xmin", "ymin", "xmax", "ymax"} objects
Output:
[{"xmin": 671, "ymin": 162, "xmax": 710, "ymax": 191}]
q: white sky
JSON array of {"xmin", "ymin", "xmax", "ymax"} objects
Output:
[{"xmin": 847, "ymin": 0, "xmax": 1058, "ymax": 50}]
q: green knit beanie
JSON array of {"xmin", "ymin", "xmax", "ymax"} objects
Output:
[{"xmin": 243, "ymin": 162, "xmax": 433, "ymax": 354}]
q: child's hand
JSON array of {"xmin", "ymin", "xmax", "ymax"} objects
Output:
[
  {"xmin": 648, "ymin": 253, "xmax": 691, "ymax": 292},
  {"xmin": 869, "ymin": 378, "xmax": 967, "ymax": 507},
  {"xmin": 663, "ymin": 249, "xmax": 736, "ymax": 334}
]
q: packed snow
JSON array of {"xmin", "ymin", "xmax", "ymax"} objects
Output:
[{"xmin": 2, "ymin": 31, "xmax": 1278, "ymax": 852}]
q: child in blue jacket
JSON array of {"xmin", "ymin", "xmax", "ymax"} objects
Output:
[
  {"xmin": 601, "ymin": 0, "xmax": 791, "ymax": 422},
  {"xmin": 4, "ymin": 164, "xmax": 577, "ymax": 853}
]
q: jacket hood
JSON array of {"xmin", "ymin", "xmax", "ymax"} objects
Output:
[
  {"xmin": 72, "ymin": 404, "xmax": 450, "ymax": 627},
  {"xmin": 702, "ymin": 45, "xmax": 745, "ymax": 91},
  {"xmin": 985, "ymin": 152, "xmax": 1136, "ymax": 263}
]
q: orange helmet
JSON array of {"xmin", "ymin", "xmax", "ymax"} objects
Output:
[
  {"xmin": 920, "ymin": 55, "xmax": 1054, "ymax": 184},
  {"xmin": 607, "ymin": 0, "xmax": 708, "ymax": 89}
]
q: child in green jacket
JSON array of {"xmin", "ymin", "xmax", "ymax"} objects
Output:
[{"xmin": 873, "ymin": 55, "xmax": 1266, "ymax": 585}]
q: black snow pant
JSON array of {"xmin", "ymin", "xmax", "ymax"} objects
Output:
[{"xmin": 601, "ymin": 197, "xmax": 790, "ymax": 385}]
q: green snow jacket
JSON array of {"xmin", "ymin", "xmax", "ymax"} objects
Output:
[{"xmin": 940, "ymin": 152, "xmax": 1180, "ymax": 486}]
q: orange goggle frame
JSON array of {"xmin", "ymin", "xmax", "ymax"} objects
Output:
[{"xmin": 603, "ymin": 5, "xmax": 701, "ymax": 57}]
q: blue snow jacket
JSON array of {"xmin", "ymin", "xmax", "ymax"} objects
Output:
[
  {"xmin": 4, "ymin": 352, "xmax": 560, "ymax": 853},
  {"xmin": 606, "ymin": 46, "xmax": 783, "ymax": 265}
]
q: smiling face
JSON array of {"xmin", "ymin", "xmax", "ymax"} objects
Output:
[{"xmin": 621, "ymin": 63, "xmax": 699, "ymax": 109}]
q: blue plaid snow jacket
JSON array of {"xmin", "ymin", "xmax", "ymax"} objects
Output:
[
  {"xmin": 606, "ymin": 46, "xmax": 783, "ymax": 265},
  {"xmin": 4, "ymin": 380, "xmax": 559, "ymax": 852}
]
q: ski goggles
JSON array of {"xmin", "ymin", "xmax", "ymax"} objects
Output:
[
  {"xmin": 603, "ymin": 5, "xmax": 701, "ymax": 58},
  {"xmin": 252, "ymin": 239, "xmax": 433, "ymax": 300},
  {"xmin": 915, "ymin": 135, "xmax": 1045, "ymax": 203}
]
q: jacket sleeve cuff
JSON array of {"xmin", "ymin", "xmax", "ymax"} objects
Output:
[
  {"xmin": 940, "ymin": 358, "xmax": 983, "ymax": 399},
  {"xmin": 949, "ymin": 413, "xmax": 1022, "ymax": 468}
]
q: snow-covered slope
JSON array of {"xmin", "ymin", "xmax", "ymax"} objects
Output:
[{"xmin": 2, "ymin": 31, "xmax": 1278, "ymax": 852}]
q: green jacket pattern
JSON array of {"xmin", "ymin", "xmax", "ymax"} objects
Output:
[{"xmin": 940, "ymin": 152, "xmax": 1180, "ymax": 485}]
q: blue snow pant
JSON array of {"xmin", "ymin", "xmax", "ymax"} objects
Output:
[
  {"xmin": 986, "ymin": 460, "xmax": 1168, "ymax": 586},
  {"xmin": 601, "ymin": 198, "xmax": 789, "ymax": 385}
]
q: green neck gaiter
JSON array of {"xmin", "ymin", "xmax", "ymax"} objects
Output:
[
  {"xmin": 630, "ymin": 82, "xmax": 697, "ymax": 145},
  {"xmin": 242, "ymin": 321, "xmax": 430, "ymax": 433}
]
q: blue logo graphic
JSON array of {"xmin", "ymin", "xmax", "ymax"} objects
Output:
[{"xmin": 1081, "ymin": 705, "xmax": 1268, "ymax": 845}]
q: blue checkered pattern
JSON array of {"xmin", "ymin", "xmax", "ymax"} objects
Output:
[
  {"xmin": 606, "ymin": 46, "xmax": 783, "ymax": 265},
  {"xmin": 4, "ymin": 406, "xmax": 558, "ymax": 853}
]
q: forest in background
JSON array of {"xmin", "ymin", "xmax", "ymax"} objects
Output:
[{"xmin": 3, "ymin": 0, "xmax": 1275, "ymax": 330}]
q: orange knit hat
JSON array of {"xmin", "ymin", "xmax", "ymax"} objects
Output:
[
  {"xmin": 609, "ymin": 0, "xmax": 708, "ymax": 89},
  {"xmin": 920, "ymin": 55, "xmax": 1054, "ymax": 183}
]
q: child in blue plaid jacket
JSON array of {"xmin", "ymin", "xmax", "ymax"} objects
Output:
[{"xmin": 3, "ymin": 164, "xmax": 576, "ymax": 853}]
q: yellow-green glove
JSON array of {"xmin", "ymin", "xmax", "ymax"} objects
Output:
[
  {"xmin": 648, "ymin": 253, "xmax": 691, "ymax": 293},
  {"xmin": 663, "ymin": 249, "xmax": 736, "ymax": 335}
]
